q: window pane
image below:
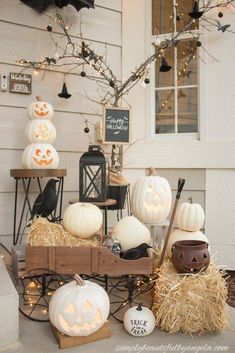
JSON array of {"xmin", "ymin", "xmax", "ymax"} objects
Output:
[
  {"xmin": 177, "ymin": 40, "xmax": 197, "ymax": 86},
  {"xmin": 152, "ymin": 0, "xmax": 173, "ymax": 35},
  {"xmin": 155, "ymin": 46, "xmax": 174, "ymax": 87},
  {"xmin": 176, "ymin": 1, "xmax": 199, "ymax": 32},
  {"xmin": 156, "ymin": 89, "xmax": 175, "ymax": 134},
  {"xmin": 177, "ymin": 87, "xmax": 197, "ymax": 133}
]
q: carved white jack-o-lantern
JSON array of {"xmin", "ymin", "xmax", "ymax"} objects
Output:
[
  {"xmin": 131, "ymin": 168, "xmax": 172, "ymax": 224},
  {"xmin": 28, "ymin": 100, "xmax": 54, "ymax": 120},
  {"xmin": 25, "ymin": 120, "xmax": 56, "ymax": 144},
  {"xmin": 22, "ymin": 143, "xmax": 59, "ymax": 169},
  {"xmin": 49, "ymin": 275, "xmax": 110, "ymax": 337}
]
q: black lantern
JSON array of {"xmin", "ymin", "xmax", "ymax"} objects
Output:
[{"xmin": 79, "ymin": 145, "xmax": 107, "ymax": 202}]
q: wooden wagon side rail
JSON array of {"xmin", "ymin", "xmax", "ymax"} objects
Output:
[{"xmin": 26, "ymin": 246, "xmax": 153, "ymax": 275}]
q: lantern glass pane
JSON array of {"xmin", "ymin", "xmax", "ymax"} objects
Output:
[{"xmin": 83, "ymin": 165, "xmax": 102, "ymax": 199}]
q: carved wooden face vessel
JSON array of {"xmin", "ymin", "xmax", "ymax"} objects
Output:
[{"xmin": 172, "ymin": 240, "xmax": 210, "ymax": 274}]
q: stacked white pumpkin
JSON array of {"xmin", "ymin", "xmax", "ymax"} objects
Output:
[
  {"xmin": 167, "ymin": 198, "xmax": 209, "ymax": 258},
  {"xmin": 22, "ymin": 98, "xmax": 59, "ymax": 169}
]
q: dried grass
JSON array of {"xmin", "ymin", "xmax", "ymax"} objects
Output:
[
  {"xmin": 152, "ymin": 258, "xmax": 228, "ymax": 335},
  {"xmin": 27, "ymin": 217, "xmax": 100, "ymax": 247}
]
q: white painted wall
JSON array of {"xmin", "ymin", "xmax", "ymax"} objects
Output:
[
  {"xmin": 0, "ymin": 0, "xmax": 122, "ymax": 247},
  {"xmin": 122, "ymin": 0, "xmax": 235, "ymax": 269}
]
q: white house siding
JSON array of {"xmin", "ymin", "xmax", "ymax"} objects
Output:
[
  {"xmin": 0, "ymin": 0, "xmax": 122, "ymax": 248},
  {"xmin": 122, "ymin": 0, "xmax": 235, "ymax": 269}
]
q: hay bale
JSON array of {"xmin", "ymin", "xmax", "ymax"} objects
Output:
[
  {"xmin": 26, "ymin": 217, "xmax": 100, "ymax": 247},
  {"xmin": 152, "ymin": 258, "xmax": 228, "ymax": 335}
]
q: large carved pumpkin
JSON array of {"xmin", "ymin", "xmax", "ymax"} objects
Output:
[
  {"xmin": 28, "ymin": 100, "xmax": 54, "ymax": 120},
  {"xmin": 112, "ymin": 216, "xmax": 151, "ymax": 252},
  {"xmin": 22, "ymin": 143, "xmax": 59, "ymax": 169},
  {"xmin": 176, "ymin": 198, "xmax": 205, "ymax": 231},
  {"xmin": 63, "ymin": 203, "xmax": 103, "ymax": 238},
  {"xmin": 25, "ymin": 120, "xmax": 56, "ymax": 144},
  {"xmin": 131, "ymin": 168, "xmax": 172, "ymax": 224},
  {"xmin": 167, "ymin": 229, "xmax": 209, "ymax": 258},
  {"xmin": 49, "ymin": 275, "xmax": 110, "ymax": 337}
]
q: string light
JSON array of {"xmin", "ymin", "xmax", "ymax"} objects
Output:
[{"xmin": 28, "ymin": 281, "xmax": 36, "ymax": 288}]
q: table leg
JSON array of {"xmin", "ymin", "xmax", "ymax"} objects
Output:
[
  {"xmin": 13, "ymin": 178, "xmax": 19, "ymax": 245},
  {"xmin": 59, "ymin": 177, "xmax": 64, "ymax": 221},
  {"xmin": 104, "ymin": 206, "xmax": 108, "ymax": 235}
]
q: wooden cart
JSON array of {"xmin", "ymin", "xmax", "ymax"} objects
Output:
[{"xmin": 25, "ymin": 246, "xmax": 153, "ymax": 275}]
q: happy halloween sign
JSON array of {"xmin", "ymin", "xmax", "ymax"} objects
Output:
[
  {"xmin": 9, "ymin": 72, "xmax": 32, "ymax": 94},
  {"xmin": 103, "ymin": 107, "xmax": 131, "ymax": 144}
]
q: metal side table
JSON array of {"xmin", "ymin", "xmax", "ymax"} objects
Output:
[{"xmin": 10, "ymin": 169, "xmax": 67, "ymax": 245}]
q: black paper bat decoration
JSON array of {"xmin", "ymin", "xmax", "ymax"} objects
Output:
[{"xmin": 20, "ymin": 0, "xmax": 95, "ymax": 13}]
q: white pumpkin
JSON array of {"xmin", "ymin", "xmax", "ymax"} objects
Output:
[
  {"xmin": 22, "ymin": 143, "xmax": 59, "ymax": 169},
  {"xmin": 25, "ymin": 120, "xmax": 56, "ymax": 144},
  {"xmin": 124, "ymin": 304, "xmax": 155, "ymax": 337},
  {"xmin": 167, "ymin": 229, "xmax": 209, "ymax": 258},
  {"xmin": 131, "ymin": 169, "xmax": 172, "ymax": 224},
  {"xmin": 112, "ymin": 216, "xmax": 151, "ymax": 252},
  {"xmin": 176, "ymin": 199, "xmax": 205, "ymax": 231},
  {"xmin": 28, "ymin": 100, "xmax": 54, "ymax": 120},
  {"xmin": 49, "ymin": 274, "xmax": 110, "ymax": 337},
  {"xmin": 63, "ymin": 203, "xmax": 103, "ymax": 238}
]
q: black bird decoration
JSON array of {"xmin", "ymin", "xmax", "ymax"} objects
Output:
[
  {"xmin": 20, "ymin": 0, "xmax": 95, "ymax": 13},
  {"xmin": 216, "ymin": 21, "xmax": 231, "ymax": 32},
  {"xmin": 120, "ymin": 243, "xmax": 152, "ymax": 260},
  {"xmin": 30, "ymin": 179, "xmax": 59, "ymax": 220},
  {"xmin": 58, "ymin": 82, "xmax": 72, "ymax": 99},
  {"xmin": 159, "ymin": 57, "xmax": 172, "ymax": 72},
  {"xmin": 188, "ymin": 1, "xmax": 203, "ymax": 19}
]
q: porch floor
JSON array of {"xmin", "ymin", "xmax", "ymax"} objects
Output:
[{"xmin": 3, "ymin": 306, "xmax": 235, "ymax": 353}]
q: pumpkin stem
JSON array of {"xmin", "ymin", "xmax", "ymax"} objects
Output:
[
  {"xmin": 149, "ymin": 167, "xmax": 157, "ymax": 176},
  {"xmin": 188, "ymin": 197, "xmax": 193, "ymax": 204},
  {"xmin": 36, "ymin": 95, "xmax": 42, "ymax": 101},
  {"xmin": 74, "ymin": 274, "xmax": 85, "ymax": 286},
  {"xmin": 136, "ymin": 303, "xmax": 143, "ymax": 311}
]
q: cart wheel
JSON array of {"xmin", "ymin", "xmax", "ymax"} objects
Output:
[
  {"xmin": 108, "ymin": 275, "xmax": 153, "ymax": 322},
  {"xmin": 16, "ymin": 269, "xmax": 72, "ymax": 322}
]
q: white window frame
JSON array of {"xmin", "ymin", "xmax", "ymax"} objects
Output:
[{"xmin": 146, "ymin": 0, "xmax": 205, "ymax": 141}]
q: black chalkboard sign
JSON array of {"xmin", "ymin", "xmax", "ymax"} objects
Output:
[{"xmin": 102, "ymin": 107, "xmax": 131, "ymax": 144}]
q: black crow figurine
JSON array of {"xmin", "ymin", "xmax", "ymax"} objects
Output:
[
  {"xmin": 20, "ymin": 0, "xmax": 95, "ymax": 13},
  {"xmin": 31, "ymin": 179, "xmax": 59, "ymax": 220},
  {"xmin": 120, "ymin": 243, "xmax": 152, "ymax": 260}
]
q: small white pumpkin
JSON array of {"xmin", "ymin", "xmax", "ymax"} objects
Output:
[
  {"xmin": 49, "ymin": 274, "xmax": 110, "ymax": 337},
  {"xmin": 131, "ymin": 168, "xmax": 172, "ymax": 224},
  {"xmin": 124, "ymin": 304, "xmax": 155, "ymax": 337},
  {"xmin": 25, "ymin": 120, "xmax": 56, "ymax": 144},
  {"xmin": 167, "ymin": 229, "xmax": 209, "ymax": 258},
  {"xmin": 112, "ymin": 216, "xmax": 151, "ymax": 252},
  {"xmin": 176, "ymin": 198, "xmax": 205, "ymax": 232},
  {"xmin": 28, "ymin": 100, "xmax": 54, "ymax": 120},
  {"xmin": 63, "ymin": 203, "xmax": 103, "ymax": 238},
  {"xmin": 22, "ymin": 143, "xmax": 59, "ymax": 169}
]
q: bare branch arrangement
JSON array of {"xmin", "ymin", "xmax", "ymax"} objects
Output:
[{"xmin": 17, "ymin": 0, "xmax": 235, "ymax": 107}]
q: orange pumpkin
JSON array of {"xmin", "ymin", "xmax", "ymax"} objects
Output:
[
  {"xmin": 25, "ymin": 120, "xmax": 56, "ymax": 144},
  {"xmin": 22, "ymin": 143, "xmax": 59, "ymax": 169},
  {"xmin": 28, "ymin": 101, "xmax": 54, "ymax": 120}
]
